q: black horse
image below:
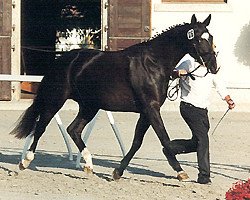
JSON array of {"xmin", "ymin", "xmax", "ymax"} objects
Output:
[{"xmin": 11, "ymin": 14, "xmax": 218, "ymax": 180}]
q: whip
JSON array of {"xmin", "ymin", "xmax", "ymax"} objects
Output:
[{"xmin": 211, "ymin": 108, "xmax": 230, "ymax": 136}]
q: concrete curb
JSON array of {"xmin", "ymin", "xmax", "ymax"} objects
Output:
[{"xmin": 0, "ymin": 99, "xmax": 248, "ymax": 112}]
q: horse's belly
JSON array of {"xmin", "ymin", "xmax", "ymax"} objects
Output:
[{"xmin": 99, "ymin": 90, "xmax": 139, "ymax": 112}]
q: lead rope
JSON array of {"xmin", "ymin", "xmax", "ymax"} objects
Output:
[
  {"xmin": 167, "ymin": 79, "xmax": 180, "ymax": 101},
  {"xmin": 167, "ymin": 64, "xmax": 207, "ymax": 101}
]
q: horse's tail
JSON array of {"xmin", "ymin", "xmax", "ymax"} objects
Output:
[
  {"xmin": 10, "ymin": 51, "xmax": 78, "ymax": 139},
  {"xmin": 10, "ymin": 97, "xmax": 42, "ymax": 139}
]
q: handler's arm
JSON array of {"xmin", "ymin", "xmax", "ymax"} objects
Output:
[
  {"xmin": 171, "ymin": 59, "xmax": 192, "ymax": 80},
  {"xmin": 213, "ymin": 75, "xmax": 235, "ymax": 110}
]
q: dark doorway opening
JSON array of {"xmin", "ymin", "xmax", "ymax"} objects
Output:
[{"xmin": 21, "ymin": 0, "xmax": 101, "ymax": 97}]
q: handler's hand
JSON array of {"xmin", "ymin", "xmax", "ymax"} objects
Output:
[
  {"xmin": 171, "ymin": 69, "xmax": 187, "ymax": 79},
  {"xmin": 178, "ymin": 69, "xmax": 188, "ymax": 77},
  {"xmin": 225, "ymin": 95, "xmax": 235, "ymax": 109},
  {"xmin": 227, "ymin": 99, "xmax": 235, "ymax": 109}
]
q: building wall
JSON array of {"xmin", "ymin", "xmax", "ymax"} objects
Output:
[
  {"xmin": 10, "ymin": 0, "xmax": 250, "ymax": 106},
  {"xmin": 11, "ymin": 0, "xmax": 21, "ymax": 100},
  {"xmin": 151, "ymin": 0, "xmax": 250, "ymax": 108}
]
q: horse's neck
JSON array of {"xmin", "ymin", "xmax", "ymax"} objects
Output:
[
  {"xmin": 151, "ymin": 40, "xmax": 187, "ymax": 72},
  {"xmin": 151, "ymin": 25, "xmax": 190, "ymax": 70}
]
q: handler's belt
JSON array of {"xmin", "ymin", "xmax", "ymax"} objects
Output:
[{"xmin": 180, "ymin": 101, "xmax": 207, "ymax": 111}]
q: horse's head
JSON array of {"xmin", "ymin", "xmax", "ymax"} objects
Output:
[{"xmin": 187, "ymin": 14, "xmax": 218, "ymax": 74}]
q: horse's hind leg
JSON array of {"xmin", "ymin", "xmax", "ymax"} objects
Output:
[
  {"xmin": 67, "ymin": 106, "xmax": 98, "ymax": 173},
  {"xmin": 20, "ymin": 103, "xmax": 66, "ymax": 170},
  {"xmin": 113, "ymin": 114, "xmax": 150, "ymax": 180},
  {"xmin": 19, "ymin": 126, "xmax": 37, "ymax": 170}
]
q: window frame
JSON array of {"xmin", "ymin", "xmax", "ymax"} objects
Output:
[
  {"xmin": 162, "ymin": 0, "xmax": 227, "ymax": 3},
  {"xmin": 155, "ymin": 0, "xmax": 231, "ymax": 12}
]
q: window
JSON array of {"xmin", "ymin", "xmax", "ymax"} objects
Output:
[
  {"xmin": 155, "ymin": 0, "xmax": 231, "ymax": 11},
  {"xmin": 162, "ymin": 0, "xmax": 227, "ymax": 3}
]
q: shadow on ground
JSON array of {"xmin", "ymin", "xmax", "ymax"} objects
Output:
[{"xmin": 0, "ymin": 147, "xmax": 249, "ymax": 182}]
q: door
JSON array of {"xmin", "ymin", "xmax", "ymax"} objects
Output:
[
  {"xmin": 0, "ymin": 0, "xmax": 12, "ymax": 100},
  {"xmin": 108, "ymin": 0, "xmax": 151, "ymax": 51}
]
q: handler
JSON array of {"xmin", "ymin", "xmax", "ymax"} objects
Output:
[{"xmin": 165, "ymin": 53, "xmax": 235, "ymax": 184}]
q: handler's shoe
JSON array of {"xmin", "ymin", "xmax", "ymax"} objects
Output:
[
  {"xmin": 177, "ymin": 171, "xmax": 189, "ymax": 181},
  {"xmin": 197, "ymin": 176, "xmax": 211, "ymax": 184}
]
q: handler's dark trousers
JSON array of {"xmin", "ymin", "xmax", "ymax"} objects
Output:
[{"xmin": 169, "ymin": 101, "xmax": 210, "ymax": 178}]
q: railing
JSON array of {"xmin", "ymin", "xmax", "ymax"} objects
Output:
[{"xmin": 0, "ymin": 74, "xmax": 126, "ymax": 168}]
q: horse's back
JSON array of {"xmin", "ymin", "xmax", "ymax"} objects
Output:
[{"xmin": 68, "ymin": 49, "xmax": 139, "ymax": 112}]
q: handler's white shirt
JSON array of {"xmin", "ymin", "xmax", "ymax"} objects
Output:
[{"xmin": 176, "ymin": 54, "xmax": 228, "ymax": 109}]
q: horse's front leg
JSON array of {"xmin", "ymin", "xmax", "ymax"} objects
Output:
[
  {"xmin": 144, "ymin": 102, "xmax": 189, "ymax": 181},
  {"xmin": 113, "ymin": 114, "xmax": 150, "ymax": 180}
]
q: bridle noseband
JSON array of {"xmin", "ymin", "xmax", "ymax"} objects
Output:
[
  {"xmin": 167, "ymin": 28, "xmax": 218, "ymax": 101},
  {"xmin": 186, "ymin": 29, "xmax": 219, "ymax": 80}
]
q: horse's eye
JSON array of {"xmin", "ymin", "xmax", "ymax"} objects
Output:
[{"xmin": 201, "ymin": 32, "xmax": 209, "ymax": 41}]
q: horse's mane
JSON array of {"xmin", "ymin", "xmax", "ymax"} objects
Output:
[
  {"xmin": 150, "ymin": 23, "xmax": 189, "ymax": 41},
  {"xmin": 124, "ymin": 23, "xmax": 190, "ymax": 51}
]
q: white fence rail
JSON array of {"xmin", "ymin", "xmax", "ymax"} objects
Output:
[
  {"xmin": 0, "ymin": 74, "xmax": 126, "ymax": 167},
  {"xmin": 0, "ymin": 74, "xmax": 43, "ymax": 82}
]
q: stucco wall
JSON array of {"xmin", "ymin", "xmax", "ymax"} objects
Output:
[{"xmin": 151, "ymin": 0, "xmax": 250, "ymax": 108}]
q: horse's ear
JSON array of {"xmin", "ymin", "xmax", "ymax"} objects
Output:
[
  {"xmin": 203, "ymin": 14, "xmax": 211, "ymax": 26},
  {"xmin": 191, "ymin": 14, "xmax": 197, "ymax": 24}
]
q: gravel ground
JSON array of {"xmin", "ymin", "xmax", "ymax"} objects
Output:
[{"xmin": 0, "ymin": 109, "xmax": 249, "ymax": 200}]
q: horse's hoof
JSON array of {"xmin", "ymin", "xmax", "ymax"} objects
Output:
[
  {"xmin": 112, "ymin": 168, "xmax": 122, "ymax": 181},
  {"xmin": 177, "ymin": 171, "xmax": 189, "ymax": 181},
  {"xmin": 18, "ymin": 151, "xmax": 34, "ymax": 170},
  {"xmin": 18, "ymin": 161, "xmax": 27, "ymax": 171},
  {"xmin": 83, "ymin": 166, "xmax": 93, "ymax": 174},
  {"xmin": 19, "ymin": 158, "xmax": 32, "ymax": 170}
]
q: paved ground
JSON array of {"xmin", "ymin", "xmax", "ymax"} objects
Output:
[{"xmin": 0, "ymin": 105, "xmax": 249, "ymax": 200}]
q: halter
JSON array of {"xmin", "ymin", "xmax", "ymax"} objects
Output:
[
  {"xmin": 186, "ymin": 29, "xmax": 219, "ymax": 80},
  {"xmin": 167, "ymin": 29, "xmax": 217, "ymax": 100}
]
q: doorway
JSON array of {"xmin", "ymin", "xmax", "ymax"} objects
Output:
[
  {"xmin": 20, "ymin": 0, "xmax": 151, "ymax": 98},
  {"xmin": 21, "ymin": 0, "xmax": 101, "ymax": 96}
]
